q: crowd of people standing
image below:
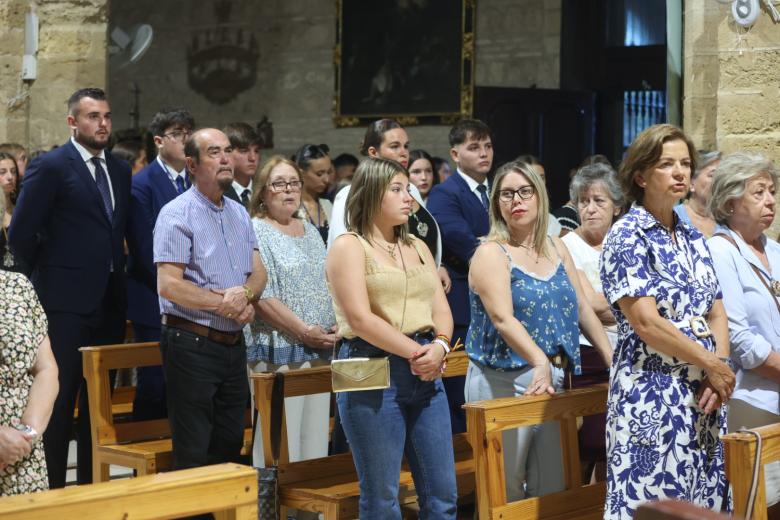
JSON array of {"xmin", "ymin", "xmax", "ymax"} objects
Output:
[{"xmin": 2, "ymin": 86, "xmax": 780, "ymax": 520}]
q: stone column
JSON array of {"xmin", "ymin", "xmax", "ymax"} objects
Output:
[
  {"xmin": 683, "ymin": 0, "xmax": 780, "ymax": 233},
  {"xmin": 0, "ymin": 0, "xmax": 108, "ymax": 152}
]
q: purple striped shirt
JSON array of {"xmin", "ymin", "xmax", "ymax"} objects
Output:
[{"xmin": 153, "ymin": 187, "xmax": 258, "ymax": 332}]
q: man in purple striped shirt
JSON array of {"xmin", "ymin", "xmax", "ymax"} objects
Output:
[{"xmin": 153, "ymin": 127, "xmax": 267, "ymax": 470}]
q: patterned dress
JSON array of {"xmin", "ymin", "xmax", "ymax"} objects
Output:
[
  {"xmin": 600, "ymin": 205, "xmax": 728, "ymax": 518},
  {"xmin": 0, "ymin": 271, "xmax": 49, "ymax": 495},
  {"xmin": 245, "ymin": 218, "xmax": 335, "ymax": 364}
]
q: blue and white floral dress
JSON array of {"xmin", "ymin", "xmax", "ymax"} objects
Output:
[{"xmin": 600, "ymin": 205, "xmax": 729, "ymax": 519}]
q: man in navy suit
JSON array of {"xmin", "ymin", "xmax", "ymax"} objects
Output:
[
  {"xmin": 125, "ymin": 108, "xmax": 195, "ymax": 421},
  {"xmin": 222, "ymin": 122, "xmax": 261, "ymax": 211},
  {"xmin": 427, "ymin": 119, "xmax": 494, "ymax": 433},
  {"xmin": 8, "ymin": 87, "xmax": 131, "ymax": 487}
]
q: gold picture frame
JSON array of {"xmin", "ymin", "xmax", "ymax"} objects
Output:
[{"xmin": 333, "ymin": 0, "xmax": 475, "ymax": 127}]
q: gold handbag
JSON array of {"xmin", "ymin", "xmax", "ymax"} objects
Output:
[{"xmin": 331, "ymin": 356, "xmax": 390, "ymax": 392}]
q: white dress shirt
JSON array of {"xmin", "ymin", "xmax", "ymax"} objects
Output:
[
  {"xmin": 157, "ymin": 156, "xmax": 188, "ymax": 190},
  {"xmin": 709, "ymin": 225, "xmax": 780, "ymax": 415},
  {"xmin": 71, "ymin": 137, "xmax": 115, "ymax": 208},
  {"xmin": 232, "ymin": 179, "xmax": 253, "ymax": 201}
]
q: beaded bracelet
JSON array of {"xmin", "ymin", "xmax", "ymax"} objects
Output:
[{"xmin": 433, "ymin": 337, "xmax": 451, "ymax": 356}]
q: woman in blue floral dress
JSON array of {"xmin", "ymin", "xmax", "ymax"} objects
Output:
[{"xmin": 600, "ymin": 124, "xmax": 736, "ymax": 518}]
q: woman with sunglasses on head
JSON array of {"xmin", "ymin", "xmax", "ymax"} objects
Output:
[
  {"xmin": 327, "ymin": 157, "xmax": 457, "ymax": 519},
  {"xmin": 465, "ymin": 160, "xmax": 612, "ymax": 501},
  {"xmin": 244, "ymin": 157, "xmax": 336, "ymax": 519},
  {"xmin": 329, "ymin": 119, "xmax": 450, "ymax": 292},
  {"xmin": 294, "ymin": 144, "xmax": 334, "ymax": 244}
]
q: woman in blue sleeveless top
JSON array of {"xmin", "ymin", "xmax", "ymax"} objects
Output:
[{"xmin": 465, "ymin": 160, "xmax": 613, "ymax": 500}]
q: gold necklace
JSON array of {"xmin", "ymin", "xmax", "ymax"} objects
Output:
[
  {"xmin": 374, "ymin": 237, "xmax": 398, "ymax": 259},
  {"xmin": 510, "ymin": 238, "xmax": 539, "ymax": 264}
]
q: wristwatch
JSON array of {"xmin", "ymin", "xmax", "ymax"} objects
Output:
[
  {"xmin": 14, "ymin": 423, "xmax": 39, "ymax": 443},
  {"xmin": 242, "ymin": 284, "xmax": 256, "ymax": 303}
]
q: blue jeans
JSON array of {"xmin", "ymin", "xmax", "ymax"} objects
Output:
[{"xmin": 336, "ymin": 336, "xmax": 458, "ymax": 520}]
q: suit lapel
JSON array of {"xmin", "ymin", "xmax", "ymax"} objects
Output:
[
  {"xmin": 453, "ymin": 172, "xmax": 488, "ymax": 221},
  {"xmin": 66, "ymin": 141, "xmax": 111, "ymax": 228},
  {"xmin": 150, "ymin": 160, "xmax": 179, "ymax": 201}
]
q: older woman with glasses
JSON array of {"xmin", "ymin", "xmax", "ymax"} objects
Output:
[
  {"xmin": 244, "ymin": 156, "xmax": 336, "ymax": 492},
  {"xmin": 465, "ymin": 160, "xmax": 612, "ymax": 501},
  {"xmin": 708, "ymin": 151, "xmax": 780, "ymax": 507}
]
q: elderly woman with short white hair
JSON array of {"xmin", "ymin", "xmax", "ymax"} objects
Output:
[{"xmin": 708, "ymin": 151, "xmax": 780, "ymax": 506}]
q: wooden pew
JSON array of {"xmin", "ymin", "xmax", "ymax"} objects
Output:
[
  {"xmin": 0, "ymin": 463, "xmax": 257, "ymax": 519},
  {"xmin": 81, "ymin": 342, "xmax": 253, "ymax": 482},
  {"xmin": 723, "ymin": 422, "xmax": 780, "ymax": 520},
  {"xmin": 463, "ymin": 383, "xmax": 609, "ymax": 520},
  {"xmin": 251, "ymin": 350, "xmax": 474, "ymax": 519}
]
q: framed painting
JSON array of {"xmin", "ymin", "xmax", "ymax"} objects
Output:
[{"xmin": 333, "ymin": 0, "xmax": 475, "ymax": 127}]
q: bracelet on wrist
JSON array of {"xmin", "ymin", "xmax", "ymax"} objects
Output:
[
  {"xmin": 432, "ymin": 337, "xmax": 451, "ymax": 357},
  {"xmin": 242, "ymin": 284, "xmax": 256, "ymax": 303}
]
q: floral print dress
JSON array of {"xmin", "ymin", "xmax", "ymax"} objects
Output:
[
  {"xmin": 599, "ymin": 205, "xmax": 728, "ymax": 518},
  {"xmin": 0, "ymin": 271, "xmax": 48, "ymax": 495}
]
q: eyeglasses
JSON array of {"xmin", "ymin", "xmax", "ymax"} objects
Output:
[
  {"xmin": 162, "ymin": 130, "xmax": 191, "ymax": 142},
  {"xmin": 498, "ymin": 186, "xmax": 535, "ymax": 202},
  {"xmin": 267, "ymin": 180, "xmax": 303, "ymax": 193}
]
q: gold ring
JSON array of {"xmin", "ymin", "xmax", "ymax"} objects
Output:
[{"xmin": 227, "ymin": 313, "xmax": 233, "ymax": 318}]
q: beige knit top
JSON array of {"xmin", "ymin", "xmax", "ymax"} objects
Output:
[{"xmin": 332, "ymin": 234, "xmax": 437, "ymax": 339}]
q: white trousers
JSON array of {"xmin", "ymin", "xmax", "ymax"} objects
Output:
[
  {"xmin": 464, "ymin": 360, "xmax": 566, "ymax": 502},
  {"xmin": 247, "ymin": 358, "xmax": 331, "ymax": 467}
]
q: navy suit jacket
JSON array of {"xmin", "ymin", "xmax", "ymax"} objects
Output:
[
  {"xmin": 426, "ymin": 173, "xmax": 490, "ymax": 328},
  {"xmin": 8, "ymin": 140, "xmax": 131, "ymax": 315},
  {"xmin": 125, "ymin": 159, "xmax": 185, "ymax": 327}
]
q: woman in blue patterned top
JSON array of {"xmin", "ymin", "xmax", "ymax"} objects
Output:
[
  {"xmin": 465, "ymin": 160, "xmax": 613, "ymax": 501},
  {"xmin": 600, "ymin": 124, "xmax": 735, "ymax": 518},
  {"xmin": 244, "ymin": 156, "xmax": 336, "ymax": 478}
]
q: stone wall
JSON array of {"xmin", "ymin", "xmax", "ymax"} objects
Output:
[
  {"xmin": 683, "ymin": 0, "xmax": 780, "ymax": 234},
  {"xmin": 107, "ymin": 0, "xmax": 561, "ymax": 161},
  {"xmin": 0, "ymin": 0, "xmax": 108, "ymax": 152}
]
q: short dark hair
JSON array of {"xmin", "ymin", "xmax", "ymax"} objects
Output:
[
  {"xmin": 448, "ymin": 119, "xmax": 492, "ymax": 147},
  {"xmin": 111, "ymin": 140, "xmax": 144, "ymax": 166},
  {"xmin": 333, "ymin": 153, "xmax": 359, "ymax": 169},
  {"xmin": 359, "ymin": 119, "xmax": 403, "ymax": 156},
  {"xmin": 223, "ymin": 122, "xmax": 261, "ymax": 149},
  {"xmin": 149, "ymin": 108, "xmax": 195, "ymax": 138},
  {"xmin": 293, "ymin": 143, "xmax": 330, "ymax": 170},
  {"xmin": 67, "ymin": 87, "xmax": 107, "ymax": 115}
]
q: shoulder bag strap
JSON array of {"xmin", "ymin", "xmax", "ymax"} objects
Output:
[{"xmin": 713, "ymin": 232, "xmax": 780, "ymax": 317}]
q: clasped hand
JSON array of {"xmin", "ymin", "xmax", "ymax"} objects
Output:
[
  {"xmin": 211, "ymin": 287, "xmax": 254, "ymax": 324},
  {"xmin": 0, "ymin": 426, "xmax": 33, "ymax": 470},
  {"xmin": 302, "ymin": 325, "xmax": 337, "ymax": 349},
  {"xmin": 409, "ymin": 343, "xmax": 446, "ymax": 381},
  {"xmin": 525, "ymin": 361, "xmax": 556, "ymax": 396},
  {"xmin": 697, "ymin": 357, "xmax": 736, "ymax": 414}
]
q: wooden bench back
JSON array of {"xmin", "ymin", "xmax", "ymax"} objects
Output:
[
  {"xmin": 463, "ymin": 383, "xmax": 608, "ymax": 520},
  {"xmin": 80, "ymin": 342, "xmax": 171, "ymax": 446},
  {"xmin": 251, "ymin": 350, "xmax": 471, "ymax": 465},
  {"xmin": 723, "ymin": 422, "xmax": 780, "ymax": 520},
  {"xmin": 0, "ymin": 463, "xmax": 257, "ymax": 519}
]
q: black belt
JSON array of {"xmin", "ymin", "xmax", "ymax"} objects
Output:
[{"xmin": 162, "ymin": 314, "xmax": 243, "ymax": 346}]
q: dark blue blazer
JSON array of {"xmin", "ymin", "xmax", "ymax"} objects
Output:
[
  {"xmin": 8, "ymin": 140, "xmax": 131, "ymax": 315},
  {"xmin": 426, "ymin": 172, "xmax": 490, "ymax": 328},
  {"xmin": 125, "ymin": 159, "xmax": 185, "ymax": 327}
]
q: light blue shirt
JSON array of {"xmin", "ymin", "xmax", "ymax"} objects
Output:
[
  {"xmin": 153, "ymin": 187, "xmax": 258, "ymax": 332},
  {"xmin": 709, "ymin": 225, "xmax": 780, "ymax": 415}
]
